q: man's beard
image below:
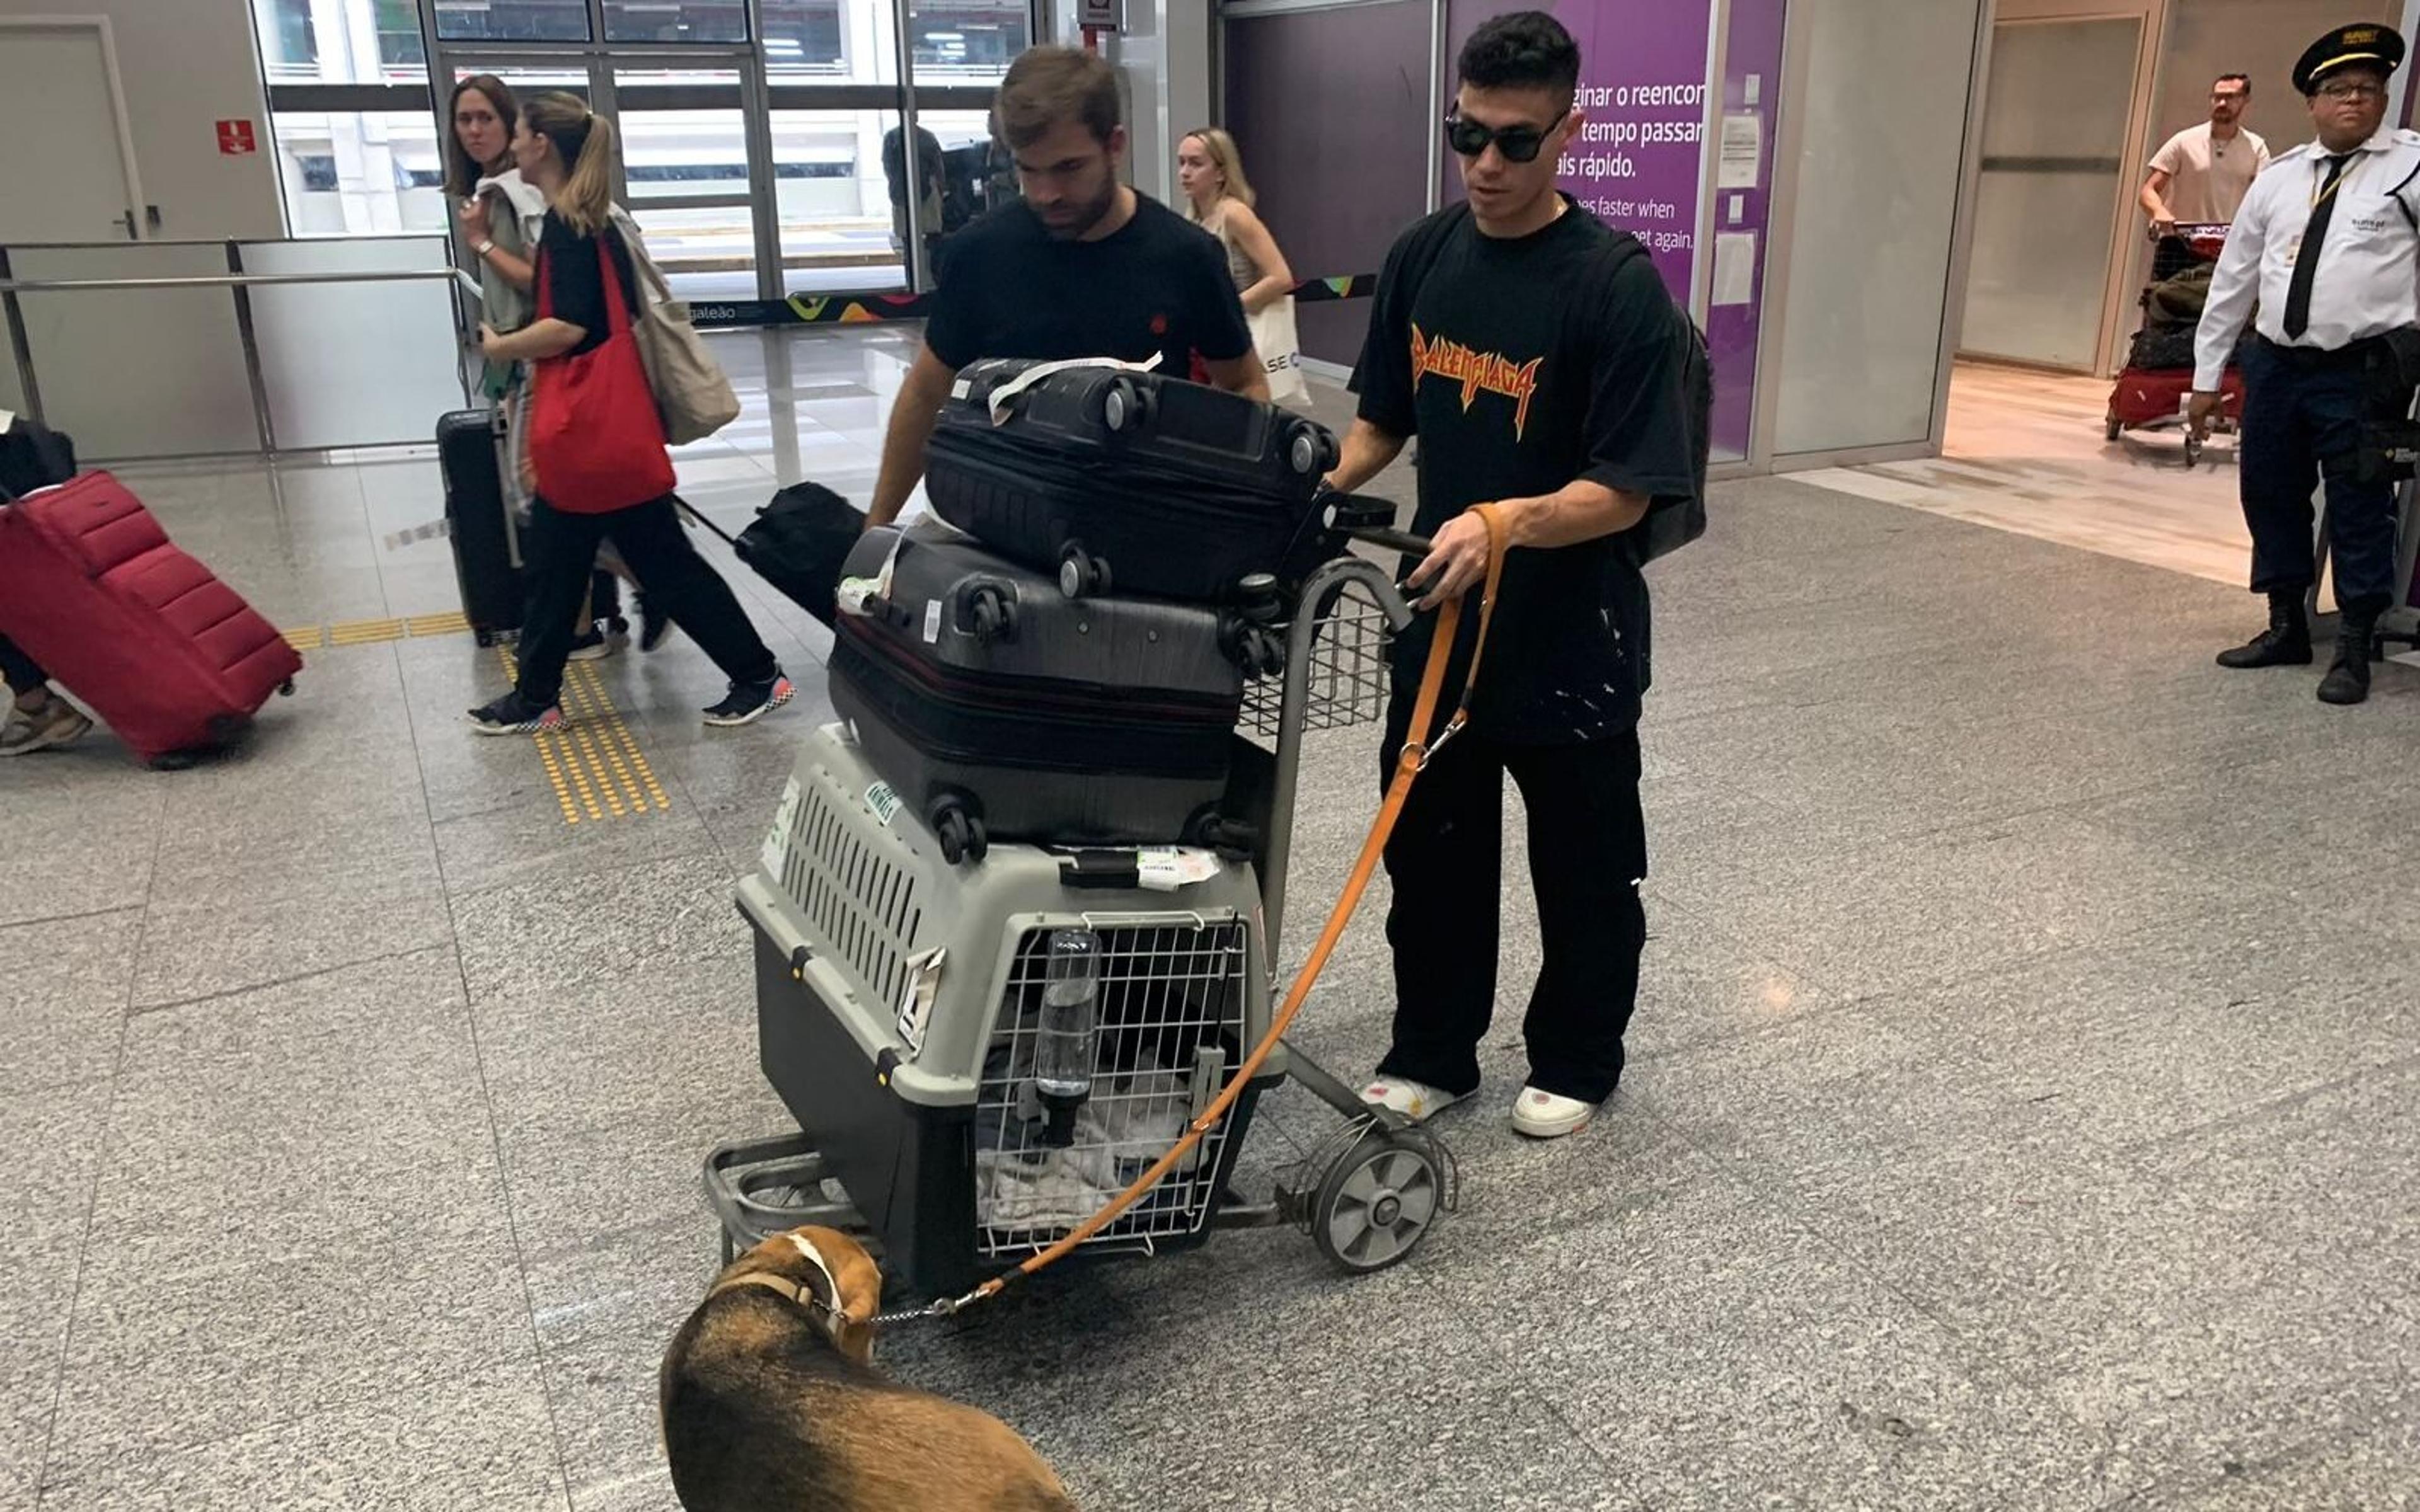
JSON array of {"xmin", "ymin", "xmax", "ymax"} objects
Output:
[{"xmin": 1042, "ymin": 178, "xmax": 1119, "ymax": 241}]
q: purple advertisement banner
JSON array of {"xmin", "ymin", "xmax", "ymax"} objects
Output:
[
  {"xmin": 1445, "ymin": 0, "xmax": 1712, "ymax": 295},
  {"xmin": 1548, "ymin": 0, "xmax": 1715, "ymax": 295},
  {"xmin": 1705, "ymin": 0, "xmax": 1787, "ymax": 461}
]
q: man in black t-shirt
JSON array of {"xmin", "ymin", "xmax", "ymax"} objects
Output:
[
  {"xmin": 866, "ymin": 46, "xmax": 1265, "ymax": 530},
  {"xmin": 1328, "ymin": 11, "xmax": 1698, "ymax": 1140}
]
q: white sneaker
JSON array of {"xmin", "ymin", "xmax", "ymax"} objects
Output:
[
  {"xmin": 1359, "ymin": 1075, "xmax": 1462, "ymax": 1123},
  {"xmin": 1511, "ymin": 1086, "xmax": 1598, "ymax": 1139}
]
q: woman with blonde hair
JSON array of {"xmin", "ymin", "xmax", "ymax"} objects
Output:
[
  {"xmin": 1177, "ymin": 127, "xmax": 1306, "ymax": 403},
  {"xmin": 466, "ymin": 92, "xmax": 792, "ymax": 735}
]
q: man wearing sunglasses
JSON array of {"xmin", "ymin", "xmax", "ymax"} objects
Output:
[
  {"xmin": 2190, "ymin": 23, "xmax": 2420, "ymax": 705},
  {"xmin": 1324, "ymin": 11, "xmax": 1698, "ymax": 1140}
]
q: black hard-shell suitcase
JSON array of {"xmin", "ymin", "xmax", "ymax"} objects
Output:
[
  {"xmin": 922, "ymin": 359, "xmax": 1347, "ymax": 604},
  {"xmin": 828, "ymin": 518, "xmax": 1262, "ymax": 862},
  {"xmin": 437, "ymin": 410, "xmax": 522, "ymax": 645}
]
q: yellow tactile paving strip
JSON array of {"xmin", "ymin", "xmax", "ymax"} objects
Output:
[
  {"xmin": 495, "ymin": 646, "xmax": 673, "ymax": 827},
  {"xmin": 279, "ymin": 613, "xmax": 674, "ymax": 828}
]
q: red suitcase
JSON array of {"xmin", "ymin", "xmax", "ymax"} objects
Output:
[{"xmin": 0, "ymin": 471, "xmax": 301, "ymax": 765}]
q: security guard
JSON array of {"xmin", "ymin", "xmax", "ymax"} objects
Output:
[{"xmin": 2191, "ymin": 23, "xmax": 2419, "ymax": 705}]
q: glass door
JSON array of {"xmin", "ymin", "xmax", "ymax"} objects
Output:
[
  {"xmin": 604, "ymin": 60, "xmax": 769, "ymax": 300},
  {"xmin": 1957, "ymin": 17, "xmax": 2144, "ymax": 372}
]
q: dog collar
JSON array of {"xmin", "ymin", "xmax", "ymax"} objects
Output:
[{"xmin": 708, "ymin": 1233, "xmax": 858, "ymax": 1344}]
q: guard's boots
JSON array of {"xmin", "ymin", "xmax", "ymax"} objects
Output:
[
  {"xmin": 2317, "ymin": 604, "xmax": 2380, "ymax": 706},
  {"xmin": 2216, "ymin": 591, "xmax": 2313, "ymax": 669}
]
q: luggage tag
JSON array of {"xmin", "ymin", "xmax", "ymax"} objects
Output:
[
  {"xmin": 835, "ymin": 527, "xmax": 908, "ymax": 617},
  {"xmin": 984, "ymin": 353, "xmax": 1163, "ymax": 426}
]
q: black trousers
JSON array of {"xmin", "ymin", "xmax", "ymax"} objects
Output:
[
  {"xmin": 514, "ymin": 495, "xmax": 777, "ymax": 708},
  {"xmin": 1375, "ymin": 690, "xmax": 1648, "ymax": 1104},
  {"xmin": 2238, "ymin": 336, "xmax": 2405, "ymax": 613},
  {"xmin": 0, "ymin": 634, "xmax": 45, "ymax": 697}
]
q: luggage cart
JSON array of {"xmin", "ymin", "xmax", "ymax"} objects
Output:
[
  {"xmin": 705, "ymin": 544, "xmax": 1460, "ymax": 1293},
  {"xmin": 2106, "ymin": 224, "xmax": 2242, "ymax": 467}
]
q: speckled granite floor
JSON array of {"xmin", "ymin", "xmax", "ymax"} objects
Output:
[{"xmin": 5, "ymin": 331, "xmax": 2419, "ymax": 1510}]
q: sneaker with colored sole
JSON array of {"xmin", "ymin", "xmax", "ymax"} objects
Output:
[
  {"xmin": 0, "ymin": 697, "xmax": 93, "ymax": 756},
  {"xmin": 466, "ymin": 692, "xmax": 563, "ymax": 735},
  {"xmin": 702, "ymin": 673, "xmax": 795, "ymax": 728},
  {"xmin": 1511, "ymin": 1085, "xmax": 1598, "ymax": 1139},
  {"xmin": 1359, "ymin": 1075, "xmax": 1463, "ymax": 1123}
]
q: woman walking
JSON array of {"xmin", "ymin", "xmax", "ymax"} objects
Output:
[
  {"xmin": 1177, "ymin": 129, "xmax": 1305, "ymax": 405},
  {"xmin": 466, "ymin": 93, "xmax": 792, "ymax": 735},
  {"xmin": 449, "ymin": 75, "xmax": 630, "ymax": 661}
]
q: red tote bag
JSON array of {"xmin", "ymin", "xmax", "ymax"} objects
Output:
[{"xmin": 527, "ymin": 227, "xmax": 677, "ymax": 514}]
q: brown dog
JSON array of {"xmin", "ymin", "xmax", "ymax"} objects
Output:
[{"xmin": 661, "ymin": 1226, "xmax": 1075, "ymax": 1511}]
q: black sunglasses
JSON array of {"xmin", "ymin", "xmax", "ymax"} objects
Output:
[{"xmin": 1444, "ymin": 108, "xmax": 1570, "ymax": 164}]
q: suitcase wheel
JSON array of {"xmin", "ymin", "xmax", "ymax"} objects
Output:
[
  {"xmin": 1184, "ymin": 806, "xmax": 1258, "ymax": 861},
  {"xmin": 1098, "ymin": 375, "xmax": 1153, "ymax": 437},
  {"xmin": 2104, "ymin": 414, "xmax": 2123, "ymax": 442},
  {"xmin": 932, "ymin": 798, "xmax": 989, "ymax": 866},
  {"xmin": 966, "ymin": 583, "xmax": 1018, "ymax": 644},
  {"xmin": 1057, "ymin": 542, "xmax": 1112, "ymax": 600},
  {"xmin": 1284, "ymin": 420, "xmax": 1334, "ymax": 478},
  {"xmin": 277, "ymin": 679, "xmax": 297, "ymax": 697}
]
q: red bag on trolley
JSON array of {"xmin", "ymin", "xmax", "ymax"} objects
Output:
[{"xmin": 526, "ymin": 227, "xmax": 675, "ymax": 513}]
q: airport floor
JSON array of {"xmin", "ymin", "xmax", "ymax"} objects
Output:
[{"xmin": 6, "ymin": 328, "xmax": 2420, "ymax": 1511}]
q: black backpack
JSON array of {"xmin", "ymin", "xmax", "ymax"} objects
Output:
[{"xmin": 1385, "ymin": 205, "xmax": 1710, "ymax": 564}]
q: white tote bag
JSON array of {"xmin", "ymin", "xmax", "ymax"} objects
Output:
[
  {"xmin": 1248, "ymin": 296, "xmax": 1312, "ymax": 408},
  {"xmin": 610, "ymin": 210, "xmax": 742, "ymax": 445}
]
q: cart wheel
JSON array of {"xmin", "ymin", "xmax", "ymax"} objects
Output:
[
  {"xmin": 1312, "ymin": 1131, "xmax": 1443, "ymax": 1274},
  {"xmin": 2104, "ymin": 415, "xmax": 2122, "ymax": 442},
  {"xmin": 277, "ymin": 678, "xmax": 296, "ymax": 697},
  {"xmin": 2184, "ymin": 434, "xmax": 2203, "ymax": 469}
]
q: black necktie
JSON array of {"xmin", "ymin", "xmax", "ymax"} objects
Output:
[{"xmin": 2283, "ymin": 154, "xmax": 2353, "ymax": 340}]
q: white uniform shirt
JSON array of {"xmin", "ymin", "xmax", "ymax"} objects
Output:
[{"xmin": 2194, "ymin": 126, "xmax": 2420, "ymax": 391}]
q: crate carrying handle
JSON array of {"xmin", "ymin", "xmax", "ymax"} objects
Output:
[{"xmin": 918, "ymin": 503, "xmax": 1511, "ymax": 1319}]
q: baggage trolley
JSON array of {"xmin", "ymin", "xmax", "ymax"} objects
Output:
[
  {"xmin": 706, "ymin": 540, "xmax": 1460, "ymax": 1295},
  {"xmin": 2106, "ymin": 223, "xmax": 2242, "ymax": 467}
]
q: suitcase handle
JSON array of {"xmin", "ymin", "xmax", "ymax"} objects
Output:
[{"xmin": 1321, "ymin": 491, "xmax": 1397, "ymax": 534}]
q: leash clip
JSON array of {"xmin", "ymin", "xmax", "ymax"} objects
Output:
[{"xmin": 1407, "ymin": 713, "xmax": 1466, "ymax": 772}]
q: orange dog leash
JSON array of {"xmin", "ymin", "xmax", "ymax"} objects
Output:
[{"xmin": 911, "ymin": 503, "xmax": 1511, "ymax": 1321}]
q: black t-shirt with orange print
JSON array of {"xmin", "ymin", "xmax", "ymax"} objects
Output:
[{"xmin": 1353, "ymin": 199, "xmax": 1697, "ymax": 743}]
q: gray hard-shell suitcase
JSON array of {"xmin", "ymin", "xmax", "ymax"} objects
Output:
[{"xmin": 827, "ymin": 518, "xmax": 1266, "ymax": 862}]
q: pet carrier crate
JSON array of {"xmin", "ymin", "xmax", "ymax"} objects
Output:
[{"xmin": 713, "ymin": 534, "xmax": 1461, "ymax": 1296}]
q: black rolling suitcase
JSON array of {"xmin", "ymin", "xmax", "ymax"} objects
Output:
[
  {"xmin": 829, "ymin": 518, "xmax": 1262, "ymax": 862},
  {"xmin": 679, "ymin": 481, "xmax": 864, "ymax": 629},
  {"xmin": 437, "ymin": 410, "xmax": 523, "ymax": 645},
  {"xmin": 922, "ymin": 359, "xmax": 1347, "ymax": 605}
]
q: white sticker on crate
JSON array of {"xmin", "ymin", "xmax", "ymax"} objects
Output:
[
  {"xmin": 1135, "ymin": 847, "xmax": 1223, "ymax": 891},
  {"xmin": 759, "ymin": 777, "xmax": 803, "ymax": 879},
  {"xmin": 922, "ymin": 598, "xmax": 942, "ymax": 644},
  {"xmin": 864, "ymin": 781, "xmax": 902, "ymax": 827}
]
